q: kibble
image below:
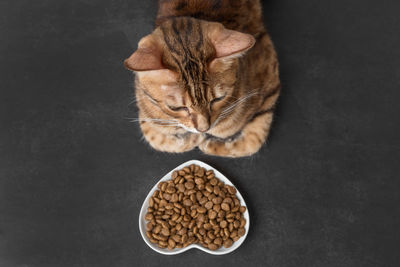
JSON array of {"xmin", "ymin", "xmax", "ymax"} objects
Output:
[{"xmin": 144, "ymin": 164, "xmax": 247, "ymax": 250}]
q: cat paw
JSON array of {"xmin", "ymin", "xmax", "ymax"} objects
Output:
[
  {"xmin": 144, "ymin": 131, "xmax": 203, "ymax": 153},
  {"xmin": 198, "ymin": 136, "xmax": 261, "ymax": 158}
]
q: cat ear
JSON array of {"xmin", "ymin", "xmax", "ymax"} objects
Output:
[
  {"xmin": 124, "ymin": 35, "xmax": 165, "ymax": 71},
  {"xmin": 209, "ymin": 25, "xmax": 256, "ymax": 59}
]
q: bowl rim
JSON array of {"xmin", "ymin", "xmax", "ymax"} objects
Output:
[{"xmin": 138, "ymin": 159, "xmax": 250, "ymax": 255}]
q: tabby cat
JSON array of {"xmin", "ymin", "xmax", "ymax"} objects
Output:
[{"xmin": 124, "ymin": 0, "xmax": 280, "ymax": 157}]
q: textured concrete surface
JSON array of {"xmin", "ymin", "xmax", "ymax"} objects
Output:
[{"xmin": 1, "ymin": 0, "xmax": 399, "ymax": 266}]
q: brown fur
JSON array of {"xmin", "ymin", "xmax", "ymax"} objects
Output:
[{"xmin": 125, "ymin": 0, "xmax": 280, "ymax": 157}]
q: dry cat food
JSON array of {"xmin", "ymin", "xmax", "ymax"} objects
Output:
[{"xmin": 144, "ymin": 164, "xmax": 247, "ymax": 250}]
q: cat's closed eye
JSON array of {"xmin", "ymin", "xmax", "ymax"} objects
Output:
[
  {"xmin": 167, "ymin": 105, "xmax": 189, "ymax": 112},
  {"xmin": 210, "ymin": 95, "xmax": 226, "ymax": 109}
]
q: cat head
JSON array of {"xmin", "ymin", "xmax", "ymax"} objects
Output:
[{"xmin": 124, "ymin": 17, "xmax": 255, "ymax": 133}]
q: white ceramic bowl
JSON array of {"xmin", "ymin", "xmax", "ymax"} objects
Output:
[{"xmin": 139, "ymin": 159, "xmax": 250, "ymax": 255}]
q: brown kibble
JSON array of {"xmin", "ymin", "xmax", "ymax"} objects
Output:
[
  {"xmin": 240, "ymin": 218, "xmax": 246, "ymax": 228},
  {"xmin": 223, "ymin": 197, "xmax": 233, "ymax": 204},
  {"xmin": 199, "ymin": 197, "xmax": 208, "ymax": 205},
  {"xmin": 153, "ymin": 225, "xmax": 161, "ymax": 234},
  {"xmin": 159, "ymin": 199, "xmax": 167, "ymax": 207},
  {"xmin": 207, "ymin": 173, "xmax": 215, "ymax": 180},
  {"xmin": 224, "ymin": 228, "xmax": 230, "ymax": 237},
  {"xmin": 166, "ymin": 186, "xmax": 176, "ymax": 194},
  {"xmin": 199, "ymin": 228, "xmax": 206, "ymax": 236},
  {"xmin": 214, "ymin": 237, "xmax": 222, "ymax": 246},
  {"xmin": 205, "ymin": 184, "xmax": 213, "ymax": 193},
  {"xmin": 172, "ymin": 235, "xmax": 181, "ymax": 243},
  {"xmin": 181, "ymin": 234, "xmax": 188, "ymax": 243},
  {"xmin": 188, "ymin": 220, "xmax": 195, "ymax": 229},
  {"xmin": 230, "ymin": 230, "xmax": 237, "ymax": 238},
  {"xmin": 208, "ymin": 243, "xmax": 218, "ymax": 250},
  {"xmin": 185, "ymin": 181, "xmax": 195, "ymax": 190},
  {"xmin": 238, "ymin": 228, "xmax": 245, "ymax": 237},
  {"xmin": 146, "ymin": 231, "xmax": 152, "ymax": 239},
  {"xmin": 212, "ymin": 197, "xmax": 223, "ymax": 205},
  {"xmin": 168, "ymin": 238, "xmax": 176, "ymax": 248},
  {"xmin": 161, "ymin": 227, "xmax": 170, "ymax": 236},
  {"xmin": 208, "ymin": 210, "xmax": 217, "ymax": 219},
  {"xmin": 189, "ymin": 164, "xmax": 195, "ymax": 172},
  {"xmin": 218, "ymin": 210, "xmax": 226, "ymax": 218},
  {"xmin": 213, "ymin": 186, "xmax": 220, "ymax": 195},
  {"xmin": 226, "ymin": 213, "xmax": 234, "ymax": 219},
  {"xmin": 146, "ymin": 222, "xmax": 153, "ymax": 231},
  {"xmin": 223, "ymin": 238, "xmax": 233, "ymax": 248},
  {"xmin": 160, "ymin": 220, "xmax": 169, "ymax": 229},
  {"xmin": 174, "ymin": 203, "xmax": 182, "ymax": 209},
  {"xmin": 177, "ymin": 183, "xmax": 185, "ymax": 193},
  {"xmin": 213, "ymin": 204, "xmax": 221, "ymax": 212},
  {"xmin": 227, "ymin": 185, "xmax": 236, "ymax": 194},
  {"xmin": 171, "ymin": 193, "xmax": 179, "ymax": 202},
  {"xmin": 207, "ymin": 231, "xmax": 216, "ymax": 240},
  {"xmin": 228, "ymin": 222, "xmax": 234, "ymax": 232},
  {"xmin": 220, "ymin": 220, "xmax": 228, "ymax": 228},
  {"xmin": 183, "ymin": 199, "xmax": 192, "ymax": 206},
  {"xmin": 195, "ymin": 178, "xmax": 204, "ymax": 185},
  {"xmin": 171, "ymin": 213, "xmax": 179, "ymax": 222},
  {"xmin": 196, "ymin": 191, "xmax": 202, "ymax": 201},
  {"xmin": 190, "ymin": 209, "xmax": 197, "ymax": 217},
  {"xmin": 145, "ymin": 213, "xmax": 153, "ymax": 221},
  {"xmin": 205, "ymin": 201, "xmax": 213, "ymax": 210},
  {"xmin": 144, "ymin": 164, "xmax": 246, "ymax": 251},
  {"xmin": 221, "ymin": 203, "xmax": 230, "ymax": 211},
  {"xmin": 161, "ymin": 183, "xmax": 167, "ymax": 192},
  {"xmin": 197, "ymin": 168, "xmax": 205, "ymax": 177},
  {"xmin": 165, "ymin": 203, "xmax": 173, "ymax": 210},
  {"xmin": 197, "ymin": 213, "xmax": 206, "ymax": 222},
  {"xmin": 203, "ymin": 223, "xmax": 212, "ymax": 230},
  {"xmin": 157, "ymin": 182, "xmax": 164, "ymax": 190},
  {"xmin": 149, "ymin": 237, "xmax": 158, "ymax": 244},
  {"xmin": 197, "ymin": 207, "xmax": 207, "ymax": 214},
  {"xmin": 163, "ymin": 193, "xmax": 171, "ymax": 201}
]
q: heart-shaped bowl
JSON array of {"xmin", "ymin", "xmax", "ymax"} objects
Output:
[{"xmin": 139, "ymin": 159, "xmax": 250, "ymax": 255}]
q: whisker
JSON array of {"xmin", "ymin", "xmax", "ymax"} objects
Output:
[
  {"xmin": 220, "ymin": 92, "xmax": 260, "ymax": 116},
  {"xmin": 211, "ymin": 90, "xmax": 261, "ymax": 128}
]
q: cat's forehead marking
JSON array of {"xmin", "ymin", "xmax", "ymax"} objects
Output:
[{"xmin": 160, "ymin": 17, "xmax": 213, "ymax": 107}]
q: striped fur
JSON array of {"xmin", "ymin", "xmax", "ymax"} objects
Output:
[{"xmin": 126, "ymin": 0, "xmax": 281, "ymax": 157}]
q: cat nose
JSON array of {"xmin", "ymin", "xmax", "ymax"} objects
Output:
[
  {"xmin": 196, "ymin": 125, "xmax": 210, "ymax": 133},
  {"xmin": 194, "ymin": 114, "xmax": 210, "ymax": 133}
]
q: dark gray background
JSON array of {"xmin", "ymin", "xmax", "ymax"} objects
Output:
[{"xmin": 1, "ymin": 0, "xmax": 399, "ymax": 266}]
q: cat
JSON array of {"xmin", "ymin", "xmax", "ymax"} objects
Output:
[{"xmin": 124, "ymin": 0, "xmax": 280, "ymax": 157}]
